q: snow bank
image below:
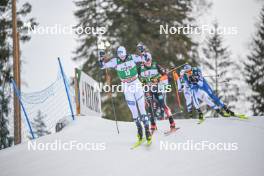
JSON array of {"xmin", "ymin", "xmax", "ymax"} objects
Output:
[{"xmin": 1, "ymin": 116, "xmax": 264, "ymax": 176}]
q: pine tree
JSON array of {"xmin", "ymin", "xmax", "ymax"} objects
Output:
[
  {"xmin": 30, "ymin": 110, "xmax": 51, "ymax": 139},
  {"xmin": 0, "ymin": 91, "xmax": 13, "ymax": 149},
  {"xmin": 244, "ymin": 6, "xmax": 264, "ymax": 115},
  {"xmin": 0, "ymin": 0, "xmax": 36, "ymax": 148},
  {"xmin": 202, "ymin": 22, "xmax": 240, "ymax": 115},
  {"xmin": 73, "ymin": 0, "xmax": 210, "ymax": 121}
]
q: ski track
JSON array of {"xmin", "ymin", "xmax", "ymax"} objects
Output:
[{"xmin": 0, "ymin": 116, "xmax": 264, "ymax": 176}]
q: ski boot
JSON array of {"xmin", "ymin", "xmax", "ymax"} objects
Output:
[
  {"xmin": 223, "ymin": 106, "xmax": 248, "ymax": 119},
  {"xmin": 150, "ymin": 123, "xmax": 157, "ymax": 134},
  {"xmin": 145, "ymin": 126, "xmax": 152, "ymax": 146},
  {"xmin": 141, "ymin": 115, "xmax": 152, "ymax": 145},
  {"xmin": 168, "ymin": 116, "xmax": 177, "ymax": 131},
  {"xmin": 131, "ymin": 121, "xmax": 145, "ymax": 149},
  {"xmin": 216, "ymin": 108, "xmax": 230, "ymax": 117},
  {"xmin": 149, "ymin": 113, "xmax": 157, "ymax": 130},
  {"xmin": 136, "ymin": 133, "xmax": 143, "ymax": 141},
  {"xmin": 130, "ymin": 134, "xmax": 145, "ymax": 149},
  {"xmin": 188, "ymin": 111, "xmax": 193, "ymax": 118},
  {"xmin": 223, "ymin": 105, "xmax": 235, "ymax": 116},
  {"xmin": 163, "ymin": 116, "xmax": 179, "ymax": 135},
  {"xmin": 197, "ymin": 109, "xmax": 205, "ymax": 124}
]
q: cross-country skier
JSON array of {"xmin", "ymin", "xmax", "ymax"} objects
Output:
[
  {"xmin": 157, "ymin": 70, "xmax": 170, "ymax": 119},
  {"xmin": 99, "ymin": 46, "xmax": 152, "ymax": 146},
  {"xmin": 182, "ymin": 64, "xmax": 236, "ymax": 122},
  {"xmin": 177, "ymin": 66, "xmax": 204, "ymax": 121},
  {"xmin": 178, "ymin": 65, "xmax": 228, "ymax": 119},
  {"xmin": 136, "ymin": 42, "xmax": 176, "ymax": 133},
  {"xmin": 177, "ymin": 69, "xmax": 194, "ymax": 117}
]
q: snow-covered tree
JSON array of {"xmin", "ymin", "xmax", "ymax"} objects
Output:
[
  {"xmin": 244, "ymin": 6, "xmax": 264, "ymax": 115},
  {"xmin": 0, "ymin": 0, "xmax": 36, "ymax": 148},
  {"xmin": 30, "ymin": 110, "xmax": 51, "ymax": 139},
  {"xmin": 202, "ymin": 22, "xmax": 240, "ymax": 114}
]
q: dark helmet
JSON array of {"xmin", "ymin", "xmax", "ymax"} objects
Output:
[{"xmin": 136, "ymin": 42, "xmax": 146, "ymax": 53}]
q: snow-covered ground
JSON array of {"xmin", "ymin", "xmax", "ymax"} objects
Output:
[{"xmin": 1, "ymin": 116, "xmax": 264, "ymax": 176}]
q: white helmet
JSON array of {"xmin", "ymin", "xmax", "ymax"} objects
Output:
[
  {"xmin": 117, "ymin": 46, "xmax": 127, "ymax": 60},
  {"xmin": 184, "ymin": 64, "xmax": 192, "ymax": 72}
]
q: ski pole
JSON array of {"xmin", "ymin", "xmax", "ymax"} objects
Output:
[
  {"xmin": 98, "ymin": 43, "xmax": 120, "ymax": 134},
  {"xmin": 203, "ymin": 74, "xmax": 220, "ymax": 78},
  {"xmin": 106, "ymin": 69, "xmax": 120, "ymax": 134},
  {"xmin": 168, "ymin": 63, "xmax": 188, "ymax": 73},
  {"xmin": 111, "ymin": 92, "xmax": 119, "ymax": 134},
  {"xmin": 172, "ymin": 71, "xmax": 182, "ymax": 112}
]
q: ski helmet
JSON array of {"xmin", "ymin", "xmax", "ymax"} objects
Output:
[
  {"xmin": 183, "ymin": 64, "xmax": 192, "ymax": 76},
  {"xmin": 137, "ymin": 42, "xmax": 145, "ymax": 53},
  {"xmin": 192, "ymin": 67, "xmax": 201, "ymax": 76},
  {"xmin": 117, "ymin": 46, "xmax": 127, "ymax": 60},
  {"xmin": 184, "ymin": 64, "xmax": 192, "ymax": 72}
]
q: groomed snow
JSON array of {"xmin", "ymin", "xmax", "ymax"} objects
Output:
[{"xmin": 0, "ymin": 116, "xmax": 264, "ymax": 176}]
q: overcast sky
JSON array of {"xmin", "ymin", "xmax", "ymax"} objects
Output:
[{"xmin": 19, "ymin": 0, "xmax": 262, "ymax": 92}]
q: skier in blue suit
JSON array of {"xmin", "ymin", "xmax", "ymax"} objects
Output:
[{"xmin": 184, "ymin": 65, "xmax": 235, "ymax": 118}]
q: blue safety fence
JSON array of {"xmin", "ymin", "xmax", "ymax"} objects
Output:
[{"xmin": 12, "ymin": 58, "xmax": 77, "ymax": 141}]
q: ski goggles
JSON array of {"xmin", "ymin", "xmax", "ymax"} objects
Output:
[
  {"xmin": 117, "ymin": 52, "xmax": 126, "ymax": 59},
  {"xmin": 145, "ymin": 58, "xmax": 151, "ymax": 63},
  {"xmin": 186, "ymin": 70, "xmax": 192, "ymax": 76},
  {"xmin": 137, "ymin": 45, "xmax": 144, "ymax": 53}
]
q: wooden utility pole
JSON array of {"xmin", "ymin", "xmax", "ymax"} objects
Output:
[
  {"xmin": 74, "ymin": 69, "xmax": 80, "ymax": 115},
  {"xmin": 12, "ymin": 0, "xmax": 21, "ymax": 144}
]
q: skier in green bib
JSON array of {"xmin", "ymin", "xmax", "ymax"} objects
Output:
[
  {"xmin": 99, "ymin": 46, "xmax": 152, "ymax": 146},
  {"xmin": 136, "ymin": 43, "xmax": 176, "ymax": 133}
]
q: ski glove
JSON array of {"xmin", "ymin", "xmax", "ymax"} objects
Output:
[
  {"xmin": 98, "ymin": 59, "xmax": 104, "ymax": 68},
  {"xmin": 197, "ymin": 80, "xmax": 203, "ymax": 87},
  {"xmin": 190, "ymin": 84, "xmax": 199, "ymax": 90}
]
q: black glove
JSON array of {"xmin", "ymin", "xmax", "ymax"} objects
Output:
[
  {"xmin": 99, "ymin": 50, "xmax": 105, "ymax": 58},
  {"xmin": 98, "ymin": 50, "xmax": 106, "ymax": 68},
  {"xmin": 189, "ymin": 75, "xmax": 199, "ymax": 83}
]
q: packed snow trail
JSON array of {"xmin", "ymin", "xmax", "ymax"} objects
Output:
[{"xmin": 0, "ymin": 116, "xmax": 264, "ymax": 176}]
